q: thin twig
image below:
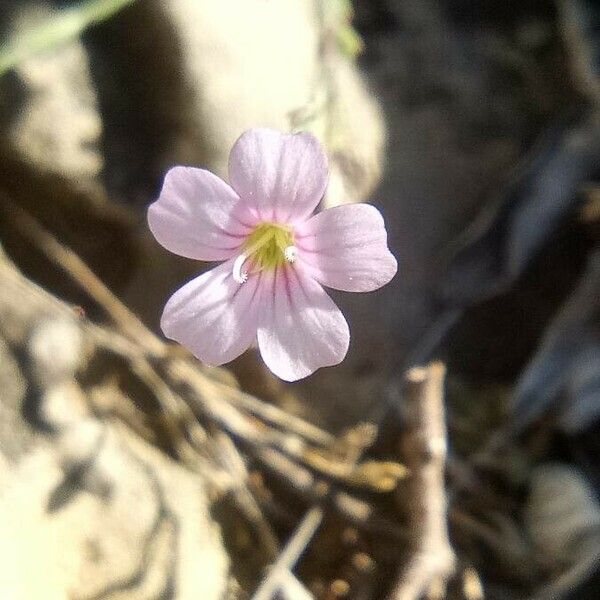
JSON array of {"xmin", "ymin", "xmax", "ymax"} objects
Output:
[
  {"xmin": 252, "ymin": 445, "xmax": 407, "ymax": 540},
  {"xmin": 213, "ymin": 429, "xmax": 279, "ymax": 558},
  {"xmin": 223, "ymin": 387, "xmax": 335, "ymax": 447},
  {"xmin": 251, "ymin": 506, "xmax": 324, "ymax": 600},
  {"xmin": 2, "ymin": 199, "xmax": 165, "ymax": 355},
  {"xmin": 388, "ymin": 363, "xmax": 455, "ymax": 600},
  {"xmin": 170, "ymin": 358, "xmax": 406, "ymax": 492}
]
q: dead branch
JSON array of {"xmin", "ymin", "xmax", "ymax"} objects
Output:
[
  {"xmin": 251, "ymin": 506, "xmax": 324, "ymax": 600},
  {"xmin": 1, "ymin": 196, "xmax": 165, "ymax": 355},
  {"xmin": 252, "ymin": 444, "xmax": 408, "ymax": 540},
  {"xmin": 388, "ymin": 363, "xmax": 455, "ymax": 600}
]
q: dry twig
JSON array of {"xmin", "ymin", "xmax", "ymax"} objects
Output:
[
  {"xmin": 2, "ymin": 198, "xmax": 165, "ymax": 355},
  {"xmin": 251, "ymin": 506, "xmax": 324, "ymax": 600},
  {"xmin": 388, "ymin": 363, "xmax": 455, "ymax": 600}
]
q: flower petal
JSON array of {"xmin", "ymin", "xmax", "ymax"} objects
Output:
[
  {"xmin": 148, "ymin": 166, "xmax": 254, "ymax": 261},
  {"xmin": 257, "ymin": 265, "xmax": 349, "ymax": 381},
  {"xmin": 295, "ymin": 204, "xmax": 397, "ymax": 292},
  {"xmin": 161, "ymin": 260, "xmax": 262, "ymax": 366},
  {"xmin": 228, "ymin": 128, "xmax": 328, "ymax": 224}
]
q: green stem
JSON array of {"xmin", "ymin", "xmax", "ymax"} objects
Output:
[{"xmin": 0, "ymin": 0, "xmax": 137, "ymax": 76}]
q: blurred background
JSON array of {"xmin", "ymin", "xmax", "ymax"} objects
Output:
[{"xmin": 0, "ymin": 0, "xmax": 599, "ymax": 598}]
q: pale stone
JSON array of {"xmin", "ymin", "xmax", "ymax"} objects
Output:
[{"xmin": 3, "ymin": 2, "xmax": 103, "ymax": 181}]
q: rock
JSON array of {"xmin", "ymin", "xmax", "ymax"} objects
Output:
[
  {"xmin": 0, "ymin": 2, "xmax": 139, "ymax": 297},
  {"xmin": 0, "ymin": 336, "xmax": 32, "ymax": 462},
  {"xmin": 0, "ymin": 426, "xmax": 229, "ymax": 599},
  {"xmin": 316, "ymin": 53, "xmax": 386, "ymax": 209},
  {"xmin": 525, "ymin": 462, "xmax": 600, "ymax": 570},
  {"xmin": 0, "ymin": 1, "xmax": 103, "ymax": 185},
  {"xmin": 0, "ymin": 253, "xmax": 229, "ymax": 599},
  {"xmin": 85, "ymin": 0, "xmax": 384, "ymax": 209}
]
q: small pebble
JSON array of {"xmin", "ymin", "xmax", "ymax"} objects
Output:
[
  {"xmin": 351, "ymin": 552, "xmax": 375, "ymax": 573},
  {"xmin": 330, "ymin": 579, "xmax": 350, "ymax": 597}
]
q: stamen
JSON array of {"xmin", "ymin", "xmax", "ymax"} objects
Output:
[
  {"xmin": 284, "ymin": 245, "xmax": 297, "ymax": 263},
  {"xmin": 233, "ymin": 223, "xmax": 296, "ymax": 282},
  {"xmin": 232, "ymin": 253, "xmax": 249, "ymax": 283}
]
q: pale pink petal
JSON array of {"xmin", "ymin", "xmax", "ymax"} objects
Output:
[
  {"xmin": 257, "ymin": 265, "xmax": 349, "ymax": 381},
  {"xmin": 228, "ymin": 129, "xmax": 328, "ymax": 224},
  {"xmin": 148, "ymin": 166, "xmax": 255, "ymax": 261},
  {"xmin": 295, "ymin": 204, "xmax": 397, "ymax": 292},
  {"xmin": 161, "ymin": 260, "xmax": 262, "ymax": 366}
]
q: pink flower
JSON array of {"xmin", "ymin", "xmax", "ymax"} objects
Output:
[{"xmin": 148, "ymin": 129, "xmax": 397, "ymax": 381}]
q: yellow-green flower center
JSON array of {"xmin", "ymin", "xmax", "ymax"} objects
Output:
[{"xmin": 233, "ymin": 223, "xmax": 295, "ymax": 283}]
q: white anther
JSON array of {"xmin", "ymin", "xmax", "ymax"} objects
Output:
[
  {"xmin": 232, "ymin": 253, "xmax": 249, "ymax": 283},
  {"xmin": 284, "ymin": 245, "xmax": 297, "ymax": 263}
]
